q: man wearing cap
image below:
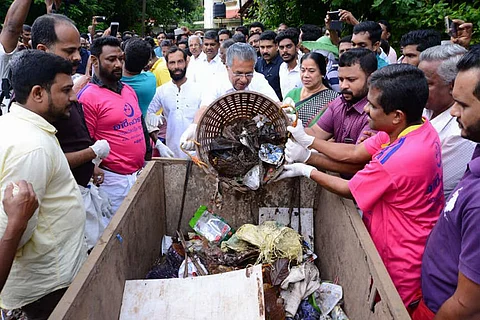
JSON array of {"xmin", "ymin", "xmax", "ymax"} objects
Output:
[
  {"xmin": 255, "ymin": 30, "xmax": 283, "ymax": 100},
  {"xmin": 302, "ymin": 36, "xmax": 340, "ymax": 92}
]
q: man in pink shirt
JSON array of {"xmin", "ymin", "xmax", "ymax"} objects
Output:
[
  {"xmin": 78, "ymin": 37, "xmax": 146, "ymax": 214},
  {"xmin": 279, "ymin": 64, "xmax": 444, "ymax": 311}
]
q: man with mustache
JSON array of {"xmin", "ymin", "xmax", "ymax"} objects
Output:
[
  {"xmin": 255, "ymin": 30, "xmax": 283, "ymax": 100},
  {"xmin": 0, "ymin": 50, "xmax": 88, "ymax": 320},
  {"xmin": 414, "ymin": 47, "xmax": 480, "ymax": 320},
  {"xmin": 147, "ymin": 47, "xmax": 202, "ymax": 158},
  {"xmin": 284, "ymin": 48, "xmax": 377, "ymax": 175},
  {"xmin": 307, "ymin": 48, "xmax": 376, "ymax": 145},
  {"xmin": 276, "ymin": 30, "xmax": 302, "ymax": 99},
  {"xmin": 78, "ymin": 37, "xmax": 145, "ymax": 214},
  {"xmin": 189, "ymin": 30, "xmax": 226, "ymax": 85},
  {"xmin": 32, "ymin": 14, "xmax": 111, "ymax": 250},
  {"xmin": 180, "ymin": 43, "xmax": 279, "ymax": 150},
  {"xmin": 280, "ymin": 64, "xmax": 444, "ymax": 311}
]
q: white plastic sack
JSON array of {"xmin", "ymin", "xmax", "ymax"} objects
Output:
[{"xmin": 79, "ymin": 183, "xmax": 114, "ymax": 249}]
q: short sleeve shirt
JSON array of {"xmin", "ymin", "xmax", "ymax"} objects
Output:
[
  {"xmin": 349, "ymin": 119, "xmax": 444, "ymax": 306},
  {"xmin": 422, "ymin": 145, "xmax": 480, "ymax": 313}
]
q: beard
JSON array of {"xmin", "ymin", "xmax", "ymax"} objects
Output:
[
  {"xmin": 282, "ymin": 53, "xmax": 295, "ymax": 63},
  {"xmin": 98, "ymin": 61, "xmax": 122, "ymax": 83},
  {"xmin": 47, "ymin": 92, "xmax": 71, "ymax": 122},
  {"xmin": 341, "ymin": 83, "xmax": 369, "ymax": 104},
  {"xmin": 169, "ymin": 67, "xmax": 187, "ymax": 81}
]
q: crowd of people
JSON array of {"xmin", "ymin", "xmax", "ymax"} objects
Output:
[{"xmin": 0, "ymin": 0, "xmax": 479, "ymax": 319}]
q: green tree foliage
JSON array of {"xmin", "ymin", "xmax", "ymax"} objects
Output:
[
  {"xmin": 0, "ymin": 0, "xmax": 199, "ymax": 34},
  {"xmin": 251, "ymin": 0, "xmax": 479, "ymax": 45}
]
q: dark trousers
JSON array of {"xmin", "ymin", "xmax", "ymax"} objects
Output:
[{"xmin": 21, "ymin": 288, "xmax": 67, "ymax": 320}]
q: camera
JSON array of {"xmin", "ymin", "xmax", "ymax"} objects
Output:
[{"xmin": 94, "ymin": 16, "xmax": 106, "ymax": 23}]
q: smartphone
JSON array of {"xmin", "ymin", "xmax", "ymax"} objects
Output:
[
  {"xmin": 444, "ymin": 16, "xmax": 457, "ymax": 37},
  {"xmin": 328, "ymin": 10, "xmax": 341, "ymax": 21},
  {"xmin": 94, "ymin": 16, "xmax": 106, "ymax": 23},
  {"xmin": 110, "ymin": 22, "xmax": 119, "ymax": 37}
]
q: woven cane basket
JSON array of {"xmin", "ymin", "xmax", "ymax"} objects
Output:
[{"xmin": 195, "ymin": 91, "xmax": 289, "ymax": 175}]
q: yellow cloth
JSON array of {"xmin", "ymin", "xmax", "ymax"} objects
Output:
[
  {"xmin": 0, "ymin": 104, "xmax": 87, "ymax": 309},
  {"xmin": 150, "ymin": 57, "xmax": 171, "ymax": 88}
]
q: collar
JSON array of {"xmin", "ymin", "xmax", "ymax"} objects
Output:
[
  {"xmin": 206, "ymin": 54, "xmax": 221, "ymax": 64},
  {"xmin": 341, "ymin": 95, "xmax": 368, "ymax": 114},
  {"xmin": 91, "ymin": 74, "xmax": 123, "ymax": 94},
  {"xmin": 261, "ymin": 53, "xmax": 282, "ymax": 66},
  {"xmin": 423, "ymin": 106, "xmax": 455, "ymax": 131},
  {"xmin": 194, "ymin": 51, "xmax": 206, "ymax": 61},
  {"xmin": 281, "ymin": 57, "xmax": 300, "ymax": 72},
  {"xmin": 151, "ymin": 57, "xmax": 165, "ymax": 71},
  {"xmin": 381, "ymin": 117, "xmax": 426, "ymax": 148},
  {"xmin": 468, "ymin": 145, "xmax": 480, "ymax": 175},
  {"xmin": 9, "ymin": 103, "xmax": 57, "ymax": 134}
]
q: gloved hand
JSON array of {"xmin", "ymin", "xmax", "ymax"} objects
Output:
[
  {"xmin": 90, "ymin": 140, "xmax": 110, "ymax": 166},
  {"xmin": 282, "ymin": 97, "xmax": 297, "ymax": 124},
  {"xmin": 285, "ymin": 138, "xmax": 311, "ymax": 163},
  {"xmin": 287, "ymin": 119, "xmax": 314, "ymax": 148},
  {"xmin": 276, "ymin": 163, "xmax": 315, "ymax": 181},
  {"xmin": 146, "ymin": 113, "xmax": 163, "ymax": 127},
  {"xmin": 155, "ymin": 140, "xmax": 174, "ymax": 158},
  {"xmin": 180, "ymin": 123, "xmax": 197, "ymax": 151}
]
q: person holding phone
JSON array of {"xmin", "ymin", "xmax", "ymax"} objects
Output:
[{"xmin": 449, "ymin": 19, "xmax": 473, "ymax": 49}]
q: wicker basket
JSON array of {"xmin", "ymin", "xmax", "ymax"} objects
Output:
[{"xmin": 195, "ymin": 91, "xmax": 289, "ymax": 176}]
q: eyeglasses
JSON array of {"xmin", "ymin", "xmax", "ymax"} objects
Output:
[{"xmin": 231, "ymin": 72, "xmax": 254, "ymax": 79}]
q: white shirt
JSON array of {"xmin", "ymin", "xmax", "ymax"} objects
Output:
[
  {"xmin": 0, "ymin": 104, "xmax": 87, "ymax": 309},
  {"xmin": 200, "ymin": 70, "xmax": 280, "ymax": 107},
  {"xmin": 279, "ymin": 59, "xmax": 302, "ymax": 99},
  {"xmin": 148, "ymin": 78, "xmax": 202, "ymax": 158},
  {"xmin": 188, "ymin": 53, "xmax": 226, "ymax": 88},
  {"xmin": 186, "ymin": 51, "xmax": 206, "ymax": 80},
  {"xmin": 424, "ymin": 107, "xmax": 476, "ymax": 199}
]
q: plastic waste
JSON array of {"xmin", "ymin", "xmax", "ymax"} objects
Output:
[{"xmin": 189, "ymin": 206, "xmax": 232, "ymax": 243}]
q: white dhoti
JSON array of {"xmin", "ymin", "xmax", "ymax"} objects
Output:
[{"xmin": 100, "ymin": 169, "xmax": 140, "ymax": 214}]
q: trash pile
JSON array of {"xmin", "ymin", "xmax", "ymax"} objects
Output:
[
  {"xmin": 207, "ymin": 115, "xmax": 287, "ymax": 191},
  {"xmin": 146, "ymin": 206, "xmax": 349, "ymax": 320}
]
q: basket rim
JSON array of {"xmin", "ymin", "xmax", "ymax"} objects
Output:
[{"xmin": 194, "ymin": 90, "xmax": 288, "ymax": 177}]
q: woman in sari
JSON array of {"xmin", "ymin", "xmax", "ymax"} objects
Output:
[{"xmin": 284, "ymin": 52, "xmax": 339, "ymax": 127}]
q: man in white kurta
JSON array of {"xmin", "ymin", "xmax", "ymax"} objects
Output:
[{"xmin": 148, "ymin": 47, "xmax": 202, "ymax": 158}]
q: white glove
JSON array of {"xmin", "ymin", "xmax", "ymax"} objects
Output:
[
  {"xmin": 180, "ymin": 123, "xmax": 197, "ymax": 151},
  {"xmin": 155, "ymin": 140, "xmax": 174, "ymax": 158},
  {"xmin": 285, "ymin": 138, "xmax": 311, "ymax": 163},
  {"xmin": 282, "ymin": 97, "xmax": 297, "ymax": 123},
  {"xmin": 276, "ymin": 163, "xmax": 315, "ymax": 181},
  {"xmin": 146, "ymin": 113, "xmax": 163, "ymax": 127},
  {"xmin": 90, "ymin": 140, "xmax": 110, "ymax": 166},
  {"xmin": 283, "ymin": 107, "xmax": 297, "ymax": 123},
  {"xmin": 287, "ymin": 119, "xmax": 314, "ymax": 148}
]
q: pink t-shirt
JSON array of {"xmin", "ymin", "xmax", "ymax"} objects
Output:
[
  {"xmin": 349, "ymin": 119, "xmax": 444, "ymax": 306},
  {"xmin": 78, "ymin": 83, "xmax": 146, "ymax": 175}
]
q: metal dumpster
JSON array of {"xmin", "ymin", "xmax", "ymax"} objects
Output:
[{"xmin": 49, "ymin": 159, "xmax": 409, "ymax": 319}]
